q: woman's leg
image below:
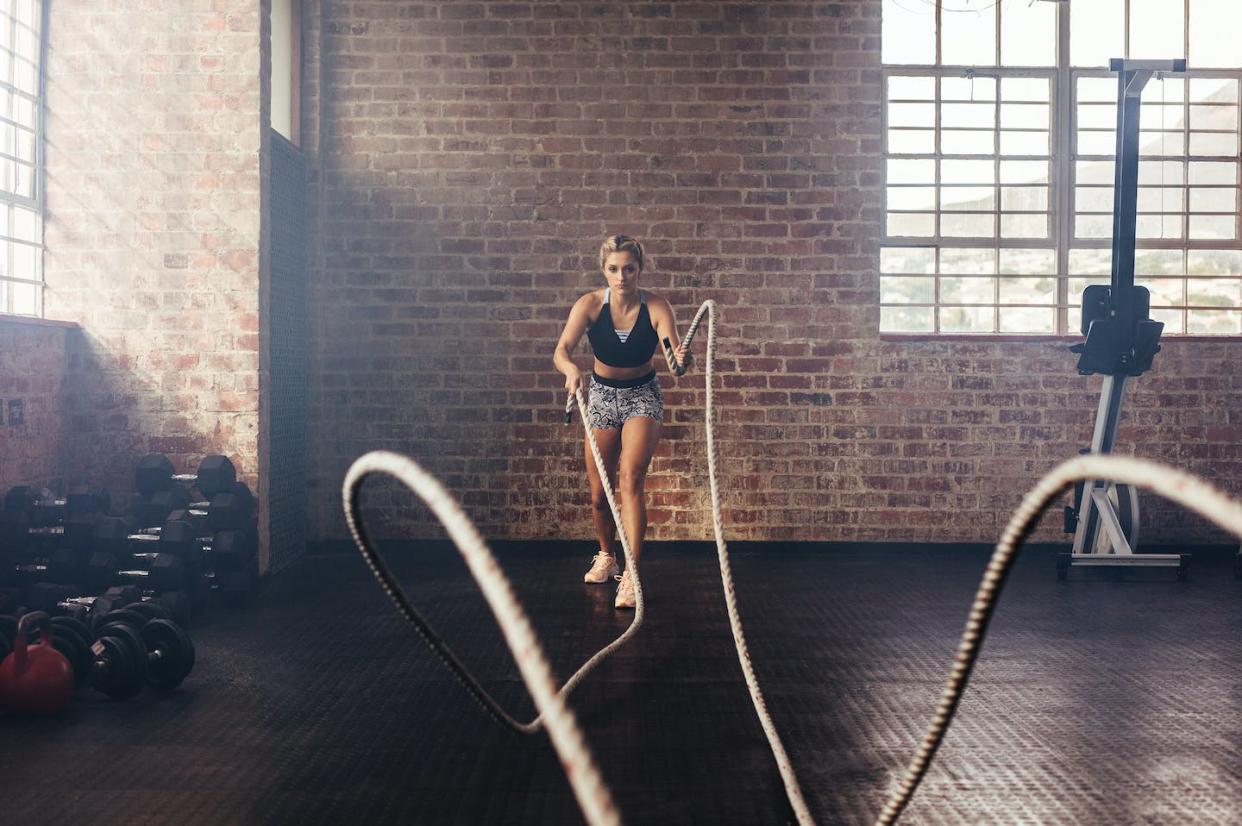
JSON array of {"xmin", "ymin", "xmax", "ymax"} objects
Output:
[
  {"xmin": 616, "ymin": 415, "xmax": 662, "ymax": 566},
  {"xmin": 584, "ymin": 427, "xmax": 622, "ymax": 556}
]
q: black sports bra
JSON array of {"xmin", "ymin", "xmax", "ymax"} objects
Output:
[{"xmin": 586, "ymin": 288, "xmax": 659, "ymax": 368}]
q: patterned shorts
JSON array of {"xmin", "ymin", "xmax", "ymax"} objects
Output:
[{"xmin": 588, "ymin": 371, "xmax": 663, "ymax": 430}]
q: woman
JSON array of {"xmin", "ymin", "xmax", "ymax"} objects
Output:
[{"xmin": 553, "ymin": 235, "xmax": 691, "ymax": 609}]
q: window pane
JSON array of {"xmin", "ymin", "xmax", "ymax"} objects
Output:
[
  {"xmin": 889, "ymin": 129, "xmax": 936, "ymax": 153},
  {"xmin": 1000, "ymin": 248, "xmax": 1056, "ymax": 274},
  {"xmin": 1135, "ymin": 249, "xmax": 1183, "ymax": 275},
  {"xmin": 1076, "ymin": 214, "xmax": 1113, "ymax": 238},
  {"xmin": 1139, "ymin": 161, "xmax": 1183, "ymax": 185},
  {"xmin": 881, "ymin": 275, "xmax": 935, "ymax": 304},
  {"xmin": 1152, "ymin": 307, "xmax": 1185, "ymax": 333},
  {"xmin": 1190, "ymin": 188, "xmax": 1238, "ymax": 212},
  {"xmin": 1189, "ymin": 214, "xmax": 1236, "ymax": 239},
  {"xmin": 1076, "ymin": 160, "xmax": 1115, "ymax": 185},
  {"xmin": 1190, "ymin": 78, "xmax": 1238, "ymax": 104},
  {"xmin": 999, "ymin": 276, "xmax": 1055, "ymax": 304},
  {"xmin": 1001, "ymin": 0, "xmax": 1055, "ymax": 67},
  {"xmin": 12, "ymin": 281, "xmax": 37, "ymax": 315},
  {"xmin": 1001, "ymin": 186, "xmax": 1048, "ymax": 211},
  {"xmin": 1130, "ymin": 0, "xmax": 1186, "ymax": 59},
  {"xmin": 1002, "ymin": 77, "xmax": 1051, "ymax": 102},
  {"xmin": 882, "ymin": 0, "xmax": 936, "ymax": 65},
  {"xmin": 888, "ymin": 158, "xmax": 936, "ymax": 184},
  {"xmin": 1189, "ymin": 132, "xmax": 1239, "ymax": 156},
  {"xmin": 1078, "ymin": 131, "xmax": 1117, "ymax": 156},
  {"xmin": 1187, "ymin": 249, "xmax": 1242, "ymax": 274},
  {"xmin": 942, "ymin": 213, "xmax": 996, "ymax": 237},
  {"xmin": 1000, "ymin": 104, "xmax": 1049, "ymax": 130},
  {"xmin": 941, "ymin": 186, "xmax": 995, "ymax": 211},
  {"xmin": 942, "ymin": 76, "xmax": 996, "ymax": 101},
  {"xmin": 941, "ymin": 247, "xmax": 997, "ymax": 273},
  {"xmin": 1138, "ymin": 187, "xmax": 1184, "ymax": 212},
  {"xmin": 13, "ymin": 205, "xmax": 37, "ymax": 242},
  {"xmin": 941, "ymin": 277, "xmax": 995, "ymax": 303},
  {"xmin": 1000, "ymin": 160, "xmax": 1048, "ymax": 184},
  {"xmin": 1078, "ymin": 77, "xmax": 1119, "ymax": 103},
  {"xmin": 1136, "ymin": 214, "xmax": 1181, "ymax": 239},
  {"xmin": 1077, "ymin": 186, "xmax": 1114, "ymax": 212},
  {"xmin": 1071, "ymin": 0, "xmax": 1123, "ymax": 66},
  {"xmin": 1000, "ymin": 306, "xmax": 1056, "ymax": 333},
  {"xmin": 888, "ymin": 213, "xmax": 936, "ymax": 236},
  {"xmin": 940, "ymin": 305, "xmax": 995, "ymax": 332},
  {"xmin": 1001, "ymin": 214, "xmax": 1049, "ymax": 238},
  {"xmin": 881, "ymin": 305, "xmax": 934, "ymax": 332},
  {"xmin": 1189, "ymin": 161, "xmax": 1237, "ymax": 185},
  {"xmin": 1000, "ymin": 130, "xmax": 1048, "ymax": 156},
  {"xmin": 1146, "ymin": 278, "xmax": 1185, "ymax": 306},
  {"xmin": 881, "ymin": 246, "xmax": 936, "ymax": 273},
  {"xmin": 1190, "ymin": 104, "xmax": 1238, "ymax": 130},
  {"xmin": 1187, "ymin": 310, "xmax": 1240, "ymax": 333},
  {"xmin": 942, "ymin": 130, "xmax": 995, "ymax": 154},
  {"xmin": 1190, "ymin": 0, "xmax": 1239, "ymax": 68},
  {"xmin": 888, "ymin": 186, "xmax": 937, "ymax": 211},
  {"xmin": 1069, "ymin": 249, "xmax": 1113, "ymax": 276},
  {"xmin": 888, "ymin": 76, "xmax": 936, "ymax": 100},
  {"xmin": 942, "ymin": 159, "xmax": 995, "ymax": 184},
  {"xmin": 942, "ymin": 102, "xmax": 995, "ymax": 128},
  {"xmin": 889, "ymin": 102, "xmax": 935, "ymax": 127},
  {"xmin": 942, "ymin": 7, "xmax": 998, "ymax": 66},
  {"xmin": 1188, "ymin": 278, "xmax": 1240, "ymax": 307},
  {"xmin": 1139, "ymin": 131, "xmax": 1183, "ymax": 156}
]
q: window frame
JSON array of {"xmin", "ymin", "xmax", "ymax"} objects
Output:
[
  {"xmin": 881, "ymin": 0, "xmax": 1242, "ymax": 337},
  {"xmin": 0, "ymin": 0, "xmax": 47, "ymax": 317}
]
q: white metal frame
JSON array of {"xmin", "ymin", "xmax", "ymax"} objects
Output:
[{"xmin": 0, "ymin": 0, "xmax": 44, "ymax": 316}]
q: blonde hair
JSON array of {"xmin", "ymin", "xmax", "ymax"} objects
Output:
[{"xmin": 598, "ymin": 234, "xmax": 645, "ymax": 271}]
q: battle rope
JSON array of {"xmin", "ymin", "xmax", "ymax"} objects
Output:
[{"xmin": 342, "ymin": 310, "xmax": 1242, "ymax": 826}]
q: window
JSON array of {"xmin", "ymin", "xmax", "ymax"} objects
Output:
[
  {"xmin": 271, "ymin": 0, "xmax": 301, "ymax": 144},
  {"xmin": 0, "ymin": 0, "xmax": 43, "ymax": 316},
  {"xmin": 881, "ymin": 0, "xmax": 1242, "ymax": 335}
]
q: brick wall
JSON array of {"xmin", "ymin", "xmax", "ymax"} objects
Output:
[
  {"xmin": 42, "ymin": 3, "xmax": 264, "ymax": 525},
  {"xmin": 0, "ymin": 318, "xmax": 71, "ymax": 495},
  {"xmin": 306, "ymin": 1, "xmax": 1242, "ymax": 545}
]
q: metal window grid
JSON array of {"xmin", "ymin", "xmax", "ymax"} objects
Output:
[
  {"xmin": 0, "ymin": 0, "xmax": 44, "ymax": 317},
  {"xmin": 881, "ymin": 0, "xmax": 1242, "ymax": 336}
]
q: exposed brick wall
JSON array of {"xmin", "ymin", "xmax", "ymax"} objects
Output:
[
  {"xmin": 0, "ymin": 318, "xmax": 70, "ymax": 494},
  {"xmin": 306, "ymin": 0, "xmax": 1242, "ymax": 545},
  {"xmin": 42, "ymin": 3, "xmax": 264, "ymax": 523}
]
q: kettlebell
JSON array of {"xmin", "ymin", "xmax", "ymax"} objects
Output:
[{"xmin": 0, "ymin": 611, "xmax": 74, "ymax": 715}]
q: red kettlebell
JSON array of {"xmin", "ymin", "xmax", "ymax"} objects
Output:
[{"xmin": 0, "ymin": 611, "xmax": 75, "ymax": 715}]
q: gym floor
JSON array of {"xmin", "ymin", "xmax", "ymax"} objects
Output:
[{"xmin": 3, "ymin": 541, "xmax": 1239, "ymax": 825}]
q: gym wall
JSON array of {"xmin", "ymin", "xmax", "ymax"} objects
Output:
[
  {"xmin": 39, "ymin": 6, "xmax": 264, "ymax": 537},
  {"xmin": 304, "ymin": 0, "xmax": 1242, "ymax": 545}
]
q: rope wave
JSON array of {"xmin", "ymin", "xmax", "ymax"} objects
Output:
[{"xmin": 341, "ymin": 301, "xmax": 1242, "ymax": 826}]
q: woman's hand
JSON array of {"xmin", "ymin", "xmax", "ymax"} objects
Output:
[
  {"xmin": 564, "ymin": 364, "xmax": 586, "ymax": 396},
  {"xmin": 674, "ymin": 342, "xmax": 693, "ymax": 370}
]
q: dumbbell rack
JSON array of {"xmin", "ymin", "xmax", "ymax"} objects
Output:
[{"xmin": 1, "ymin": 452, "xmax": 260, "ymax": 626}]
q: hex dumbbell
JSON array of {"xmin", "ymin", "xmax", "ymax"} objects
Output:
[{"xmin": 134, "ymin": 454, "xmax": 236, "ymax": 498}]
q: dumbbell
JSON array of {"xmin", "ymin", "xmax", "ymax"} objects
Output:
[
  {"xmin": 83, "ymin": 518, "xmax": 133, "ymax": 590},
  {"xmin": 94, "ymin": 616, "xmax": 195, "ymax": 693},
  {"xmin": 100, "ymin": 585, "xmax": 191, "ymax": 626},
  {"xmin": 135, "ymin": 454, "xmax": 236, "ymax": 498},
  {"xmin": 200, "ymin": 529, "xmax": 258, "ymax": 605},
  {"xmin": 137, "ymin": 483, "xmax": 256, "ymax": 538},
  {"xmin": 10, "ymin": 547, "xmax": 88, "ymax": 585},
  {"xmin": 2, "ymin": 485, "xmax": 111, "ymax": 551}
]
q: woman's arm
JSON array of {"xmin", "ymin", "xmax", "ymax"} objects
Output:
[
  {"xmin": 649, "ymin": 296, "xmax": 692, "ymax": 373},
  {"xmin": 554, "ymin": 293, "xmax": 596, "ymax": 395}
]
